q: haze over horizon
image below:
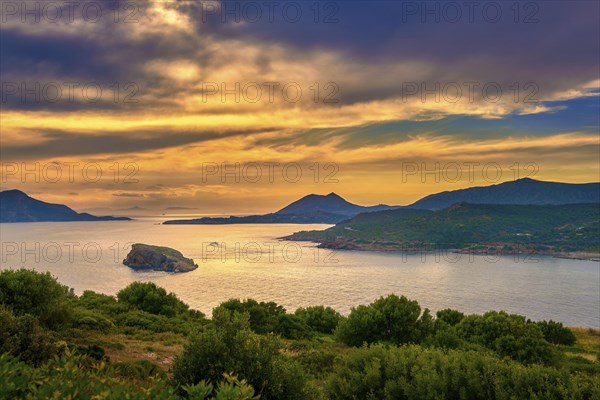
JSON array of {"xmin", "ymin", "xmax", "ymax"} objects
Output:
[{"xmin": 1, "ymin": 1, "xmax": 599, "ymax": 214}]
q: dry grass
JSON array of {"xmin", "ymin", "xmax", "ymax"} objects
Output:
[
  {"xmin": 72, "ymin": 331, "xmax": 184, "ymax": 371},
  {"xmin": 570, "ymin": 327, "xmax": 600, "ymax": 350},
  {"xmin": 102, "ymin": 335, "xmax": 183, "ymax": 370}
]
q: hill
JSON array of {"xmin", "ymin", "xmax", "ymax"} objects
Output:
[
  {"xmin": 409, "ymin": 178, "xmax": 600, "ymax": 210},
  {"xmin": 0, "ymin": 190, "xmax": 131, "ymax": 223},
  {"xmin": 276, "ymin": 192, "xmax": 395, "ymax": 216},
  {"xmin": 284, "ymin": 203, "xmax": 600, "ymax": 256}
]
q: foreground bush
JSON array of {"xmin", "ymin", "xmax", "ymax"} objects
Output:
[
  {"xmin": 214, "ymin": 298, "xmax": 286, "ymax": 334},
  {"xmin": 0, "ymin": 353, "xmax": 259, "ymax": 400},
  {"xmin": 336, "ymin": 294, "xmax": 434, "ymax": 346},
  {"xmin": 326, "ymin": 345, "xmax": 600, "ymax": 400},
  {"xmin": 536, "ymin": 320, "xmax": 578, "ymax": 345},
  {"xmin": 455, "ymin": 311, "xmax": 559, "ymax": 365},
  {"xmin": 295, "ymin": 305, "xmax": 342, "ymax": 334},
  {"xmin": 172, "ymin": 308, "xmax": 310, "ymax": 399},
  {"xmin": 0, "ymin": 306, "xmax": 59, "ymax": 365},
  {"xmin": 117, "ymin": 282, "xmax": 190, "ymax": 317},
  {"xmin": 0, "ymin": 269, "xmax": 72, "ymax": 328},
  {"xmin": 0, "ymin": 352, "xmax": 177, "ymax": 399}
]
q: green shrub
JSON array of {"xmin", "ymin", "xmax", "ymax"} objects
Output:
[
  {"xmin": 435, "ymin": 308, "xmax": 465, "ymax": 327},
  {"xmin": 296, "ymin": 348, "xmax": 337, "ymax": 377},
  {"xmin": 2, "ymin": 351, "xmax": 177, "ymax": 399},
  {"xmin": 0, "ymin": 306, "xmax": 59, "ymax": 365},
  {"xmin": 182, "ymin": 373, "xmax": 259, "ymax": 400},
  {"xmin": 424, "ymin": 326, "xmax": 464, "ymax": 349},
  {"xmin": 78, "ymin": 290, "xmax": 128, "ymax": 315},
  {"xmin": 71, "ymin": 307, "xmax": 115, "ymax": 331},
  {"xmin": 75, "ymin": 343, "xmax": 107, "ymax": 361},
  {"xmin": 326, "ymin": 344, "xmax": 600, "ymax": 400},
  {"xmin": 172, "ymin": 308, "xmax": 310, "ymax": 399},
  {"xmin": 277, "ymin": 313, "xmax": 310, "ymax": 339},
  {"xmin": 295, "ymin": 305, "xmax": 342, "ymax": 334},
  {"xmin": 110, "ymin": 360, "xmax": 162, "ymax": 380},
  {"xmin": 535, "ymin": 320, "xmax": 577, "ymax": 345},
  {"xmin": 456, "ymin": 311, "xmax": 558, "ymax": 365},
  {"xmin": 115, "ymin": 310, "xmax": 184, "ymax": 333},
  {"xmin": 117, "ymin": 282, "xmax": 189, "ymax": 317},
  {"xmin": 0, "ymin": 269, "xmax": 72, "ymax": 329},
  {"xmin": 335, "ymin": 294, "xmax": 433, "ymax": 346},
  {"xmin": 214, "ymin": 298, "xmax": 285, "ymax": 334}
]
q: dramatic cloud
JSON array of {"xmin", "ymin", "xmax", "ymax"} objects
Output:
[{"xmin": 1, "ymin": 0, "xmax": 598, "ymax": 211}]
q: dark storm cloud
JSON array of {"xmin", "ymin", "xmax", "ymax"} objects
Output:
[
  {"xmin": 182, "ymin": 0, "xmax": 600, "ymax": 104},
  {"xmin": 0, "ymin": 127, "xmax": 279, "ymax": 160},
  {"xmin": 1, "ymin": 0, "xmax": 598, "ymax": 131}
]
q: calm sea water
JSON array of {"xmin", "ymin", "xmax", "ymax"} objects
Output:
[{"xmin": 1, "ymin": 218, "xmax": 599, "ymax": 327}]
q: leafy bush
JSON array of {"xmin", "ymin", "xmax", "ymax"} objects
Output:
[
  {"xmin": 0, "ymin": 269, "xmax": 72, "ymax": 328},
  {"xmin": 182, "ymin": 373, "xmax": 259, "ymax": 400},
  {"xmin": 335, "ymin": 294, "xmax": 433, "ymax": 346},
  {"xmin": 172, "ymin": 308, "xmax": 310, "ymax": 399},
  {"xmin": 277, "ymin": 313, "xmax": 310, "ymax": 339},
  {"xmin": 435, "ymin": 308, "xmax": 465, "ymax": 327},
  {"xmin": 77, "ymin": 290, "xmax": 129, "ymax": 315},
  {"xmin": 0, "ymin": 306, "xmax": 59, "ymax": 365},
  {"xmin": 295, "ymin": 305, "xmax": 342, "ymax": 334},
  {"xmin": 0, "ymin": 352, "xmax": 178, "ymax": 399},
  {"xmin": 296, "ymin": 348, "xmax": 337, "ymax": 377},
  {"xmin": 535, "ymin": 320, "xmax": 577, "ymax": 345},
  {"xmin": 214, "ymin": 298, "xmax": 285, "ymax": 334},
  {"xmin": 326, "ymin": 344, "xmax": 600, "ymax": 400},
  {"xmin": 110, "ymin": 360, "xmax": 162, "ymax": 380},
  {"xmin": 455, "ymin": 311, "xmax": 559, "ymax": 365},
  {"xmin": 117, "ymin": 282, "xmax": 189, "ymax": 317},
  {"xmin": 71, "ymin": 307, "xmax": 115, "ymax": 331},
  {"xmin": 115, "ymin": 309, "xmax": 189, "ymax": 333}
]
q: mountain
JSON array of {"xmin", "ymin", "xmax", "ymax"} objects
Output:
[
  {"xmin": 163, "ymin": 193, "xmax": 396, "ymax": 225},
  {"xmin": 0, "ymin": 190, "xmax": 131, "ymax": 223},
  {"xmin": 276, "ymin": 192, "xmax": 395, "ymax": 216},
  {"xmin": 284, "ymin": 203, "xmax": 600, "ymax": 256},
  {"xmin": 409, "ymin": 178, "xmax": 600, "ymax": 210}
]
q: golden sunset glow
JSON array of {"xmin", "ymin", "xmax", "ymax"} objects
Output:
[{"xmin": 1, "ymin": 1, "xmax": 598, "ymax": 214}]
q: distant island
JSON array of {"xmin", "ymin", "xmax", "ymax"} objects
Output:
[
  {"xmin": 164, "ymin": 193, "xmax": 395, "ymax": 225},
  {"xmin": 283, "ymin": 202, "xmax": 600, "ymax": 259},
  {"xmin": 163, "ymin": 179, "xmax": 599, "ymax": 225},
  {"xmin": 0, "ymin": 190, "xmax": 131, "ymax": 223},
  {"xmin": 123, "ymin": 243, "xmax": 197, "ymax": 273}
]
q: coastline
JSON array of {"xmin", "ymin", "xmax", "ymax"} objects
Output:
[{"xmin": 283, "ymin": 236, "xmax": 600, "ymax": 262}]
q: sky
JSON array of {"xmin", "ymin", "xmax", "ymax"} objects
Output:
[{"xmin": 1, "ymin": 0, "xmax": 599, "ymax": 214}]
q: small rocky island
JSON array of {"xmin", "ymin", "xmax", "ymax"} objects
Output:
[{"xmin": 123, "ymin": 243, "xmax": 197, "ymax": 273}]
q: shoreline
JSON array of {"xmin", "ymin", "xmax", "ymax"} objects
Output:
[{"xmin": 283, "ymin": 236, "xmax": 600, "ymax": 261}]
